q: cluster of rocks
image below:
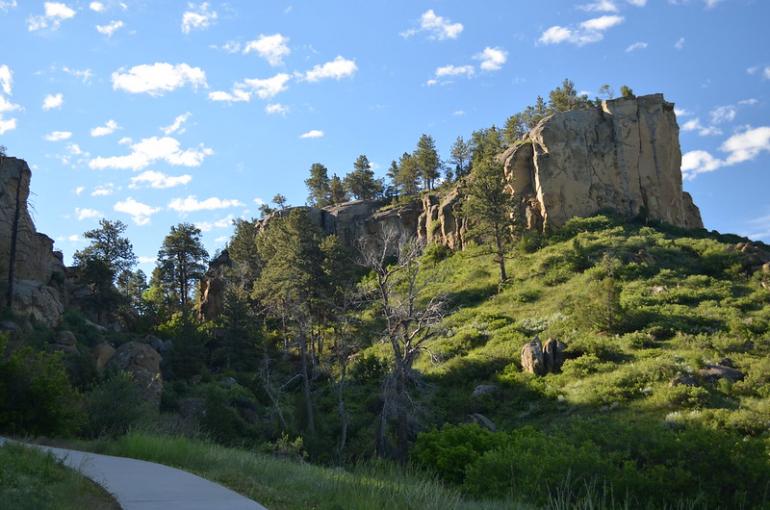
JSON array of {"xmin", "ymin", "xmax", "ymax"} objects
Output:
[
  {"xmin": 670, "ymin": 357, "xmax": 745, "ymax": 387},
  {"xmin": 520, "ymin": 336, "xmax": 566, "ymax": 376}
]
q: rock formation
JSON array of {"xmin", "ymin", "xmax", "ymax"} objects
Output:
[
  {"xmin": 500, "ymin": 94, "xmax": 703, "ymax": 231},
  {"xmin": 106, "ymin": 341, "xmax": 163, "ymax": 408},
  {"xmin": 0, "ymin": 157, "xmax": 67, "ymax": 327},
  {"xmin": 521, "ymin": 336, "xmax": 565, "ymax": 376}
]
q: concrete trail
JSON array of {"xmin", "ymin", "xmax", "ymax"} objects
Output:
[{"xmin": 0, "ymin": 437, "xmax": 267, "ymax": 510}]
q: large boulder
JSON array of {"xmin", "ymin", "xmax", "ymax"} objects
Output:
[
  {"xmin": 500, "ymin": 94, "xmax": 703, "ymax": 231},
  {"xmin": 543, "ymin": 338, "xmax": 566, "ymax": 373},
  {"xmin": 106, "ymin": 341, "xmax": 163, "ymax": 407},
  {"xmin": 521, "ymin": 337, "xmax": 546, "ymax": 375},
  {"xmin": 93, "ymin": 342, "xmax": 116, "ymax": 373}
]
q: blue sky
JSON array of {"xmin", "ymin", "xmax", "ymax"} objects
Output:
[{"xmin": 0, "ymin": 0, "xmax": 769, "ymax": 270}]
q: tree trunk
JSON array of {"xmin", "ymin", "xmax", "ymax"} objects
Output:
[
  {"xmin": 495, "ymin": 231, "xmax": 507, "ymax": 283},
  {"xmin": 394, "ymin": 364, "xmax": 409, "ymax": 464},
  {"xmin": 336, "ymin": 359, "xmax": 348, "ymax": 463},
  {"xmin": 6, "ymin": 173, "xmax": 22, "ymax": 309},
  {"xmin": 298, "ymin": 330, "xmax": 316, "ymax": 436}
]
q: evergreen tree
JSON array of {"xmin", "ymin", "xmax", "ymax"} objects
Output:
[
  {"xmin": 395, "ymin": 152, "xmax": 420, "ymax": 196},
  {"xmin": 218, "ymin": 287, "xmax": 259, "ymax": 371},
  {"xmin": 329, "ymin": 173, "xmax": 349, "ymax": 204},
  {"xmin": 503, "ymin": 113, "xmax": 527, "ymax": 147},
  {"xmin": 470, "ymin": 127, "xmax": 504, "ymax": 168},
  {"xmin": 156, "ymin": 223, "xmax": 209, "ymax": 311},
  {"xmin": 462, "ymin": 156, "xmax": 514, "ymax": 284},
  {"xmin": 548, "ymin": 78, "xmax": 589, "ymax": 112},
  {"xmin": 228, "ymin": 219, "xmax": 260, "ymax": 287},
  {"xmin": 74, "ymin": 219, "xmax": 137, "ymax": 281},
  {"xmin": 620, "ymin": 85, "xmax": 635, "ymax": 98},
  {"xmin": 305, "ymin": 163, "xmax": 332, "ymax": 207},
  {"xmin": 343, "ymin": 155, "xmax": 382, "ymax": 200},
  {"xmin": 414, "ymin": 134, "xmax": 441, "ymax": 190},
  {"xmin": 116, "ymin": 268, "xmax": 148, "ymax": 313},
  {"xmin": 450, "ymin": 136, "xmax": 471, "ymax": 179},
  {"xmin": 272, "ymin": 193, "xmax": 288, "ymax": 210},
  {"xmin": 386, "ymin": 160, "xmax": 400, "ymax": 198}
]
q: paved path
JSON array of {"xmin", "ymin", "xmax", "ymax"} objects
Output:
[{"xmin": 0, "ymin": 437, "xmax": 267, "ymax": 510}]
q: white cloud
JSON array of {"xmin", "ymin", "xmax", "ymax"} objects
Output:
[
  {"xmin": 674, "ymin": 37, "xmax": 685, "ymax": 50},
  {"xmin": 304, "ymin": 57, "xmax": 357, "ymax": 82},
  {"xmin": 112, "ymin": 63, "xmax": 207, "ymax": 96},
  {"xmin": 67, "ymin": 143, "xmax": 86, "ymax": 156},
  {"xmin": 738, "ymin": 98, "xmax": 759, "ymax": 106},
  {"xmin": 265, "ymin": 103, "xmax": 289, "ymax": 115},
  {"xmin": 168, "ymin": 195, "xmax": 243, "ymax": 213},
  {"xmin": 181, "ymin": 2, "xmax": 217, "ymax": 34},
  {"xmin": 42, "ymin": 93, "xmax": 63, "ymax": 111},
  {"xmin": 91, "ymin": 183, "xmax": 115, "ymax": 196},
  {"xmin": 300, "ymin": 129, "xmax": 324, "ymax": 139},
  {"xmin": 62, "ymin": 66, "xmax": 93, "ymax": 84},
  {"xmin": 674, "ymin": 107, "xmax": 689, "ymax": 117},
  {"xmin": 196, "ymin": 214, "xmax": 234, "ymax": 232},
  {"xmin": 96, "ymin": 19, "xmax": 124, "ymax": 37},
  {"xmin": 129, "ymin": 170, "xmax": 192, "ymax": 189},
  {"xmin": 75, "ymin": 207, "xmax": 102, "ymax": 220},
  {"xmin": 210, "ymin": 73, "xmax": 291, "ymax": 103},
  {"xmin": 401, "ymin": 9, "xmax": 463, "ymax": 40},
  {"xmin": 0, "ymin": 95, "xmax": 19, "ymax": 113},
  {"xmin": 474, "ymin": 47, "xmax": 507, "ymax": 71},
  {"xmin": 138, "ymin": 256, "xmax": 156, "ymax": 265},
  {"xmin": 0, "ymin": 1, "xmax": 18, "ymax": 11},
  {"xmin": 28, "ymin": 2, "xmax": 76, "ymax": 32},
  {"xmin": 89, "ymin": 136, "xmax": 214, "ymax": 171},
  {"xmin": 243, "ymin": 34, "xmax": 290, "ymax": 66},
  {"xmin": 90, "ymin": 119, "xmax": 119, "ymax": 137},
  {"xmin": 625, "ymin": 41, "xmax": 648, "ymax": 52},
  {"xmin": 75, "ymin": 186, "xmax": 85, "ymax": 196},
  {"xmin": 681, "ymin": 126, "xmax": 770, "ymax": 179},
  {"xmin": 436, "ymin": 64, "xmax": 474, "ymax": 78},
  {"xmin": 253, "ymin": 197, "xmax": 265, "ymax": 206},
  {"xmin": 89, "ymin": 1, "xmax": 104, "ymax": 12},
  {"xmin": 452, "ymin": 110, "xmax": 465, "ymax": 116},
  {"xmin": 627, "ymin": 0, "xmax": 647, "ymax": 5},
  {"xmin": 681, "ymin": 118, "xmax": 721, "ymax": 137},
  {"xmin": 44, "ymin": 130, "xmax": 72, "ymax": 141},
  {"xmin": 118, "ymin": 136, "xmax": 132, "ymax": 145},
  {"xmin": 578, "ymin": 1, "xmax": 618, "ymax": 12},
  {"xmin": 161, "ymin": 112, "xmax": 191, "ymax": 135},
  {"xmin": 243, "ymin": 73, "xmax": 291, "ymax": 98},
  {"xmin": 539, "ymin": 15, "xmax": 624, "ymax": 46},
  {"xmin": 114, "ymin": 197, "xmax": 160, "ymax": 225},
  {"xmin": 0, "ymin": 117, "xmax": 16, "ymax": 134},
  {"xmin": 0, "ymin": 64, "xmax": 12, "ymax": 95},
  {"xmin": 709, "ymin": 105, "xmax": 736, "ymax": 124},
  {"xmin": 765, "ymin": 67, "xmax": 770, "ymax": 80}
]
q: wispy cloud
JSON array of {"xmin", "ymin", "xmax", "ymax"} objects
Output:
[{"xmin": 401, "ymin": 9, "xmax": 463, "ymax": 40}]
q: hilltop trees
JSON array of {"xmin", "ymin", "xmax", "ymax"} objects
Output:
[
  {"xmin": 414, "ymin": 134, "xmax": 441, "ymax": 190},
  {"xmin": 449, "ymin": 136, "xmax": 471, "ymax": 179},
  {"xmin": 329, "ymin": 174, "xmax": 348, "ymax": 204},
  {"xmin": 344, "ymin": 155, "xmax": 383, "ymax": 200},
  {"xmin": 305, "ymin": 163, "xmax": 332, "ymax": 207},
  {"xmin": 394, "ymin": 152, "xmax": 420, "ymax": 196},
  {"xmin": 74, "ymin": 219, "xmax": 137, "ymax": 281}
]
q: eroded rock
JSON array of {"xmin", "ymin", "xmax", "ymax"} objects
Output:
[
  {"xmin": 521, "ymin": 337, "xmax": 546, "ymax": 375},
  {"xmin": 106, "ymin": 341, "xmax": 163, "ymax": 408}
]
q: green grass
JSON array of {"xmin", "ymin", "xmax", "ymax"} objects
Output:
[
  {"xmin": 67, "ymin": 431, "xmax": 517, "ymax": 510},
  {"xmin": 0, "ymin": 442, "xmax": 118, "ymax": 510}
]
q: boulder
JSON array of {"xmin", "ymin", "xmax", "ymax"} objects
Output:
[
  {"xmin": 93, "ymin": 343, "xmax": 116, "ymax": 372},
  {"xmin": 500, "ymin": 94, "xmax": 703, "ymax": 231},
  {"xmin": 471, "ymin": 384, "xmax": 498, "ymax": 398},
  {"xmin": 699, "ymin": 364, "xmax": 744, "ymax": 383},
  {"xmin": 55, "ymin": 330, "xmax": 77, "ymax": 347},
  {"xmin": 106, "ymin": 341, "xmax": 163, "ymax": 407},
  {"xmin": 144, "ymin": 334, "xmax": 172, "ymax": 353},
  {"xmin": 521, "ymin": 337, "xmax": 546, "ymax": 375},
  {"xmin": 469, "ymin": 413, "xmax": 496, "ymax": 432},
  {"xmin": 670, "ymin": 373, "xmax": 698, "ymax": 387},
  {"xmin": 543, "ymin": 338, "xmax": 566, "ymax": 373}
]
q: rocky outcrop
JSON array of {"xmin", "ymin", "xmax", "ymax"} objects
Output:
[
  {"xmin": 198, "ymin": 250, "xmax": 231, "ymax": 321},
  {"xmin": 500, "ymin": 94, "xmax": 703, "ymax": 231},
  {"xmin": 106, "ymin": 341, "xmax": 163, "ymax": 408},
  {"xmin": 417, "ymin": 188, "xmax": 467, "ymax": 249},
  {"xmin": 0, "ymin": 157, "xmax": 67, "ymax": 327},
  {"xmin": 521, "ymin": 336, "xmax": 565, "ymax": 376}
]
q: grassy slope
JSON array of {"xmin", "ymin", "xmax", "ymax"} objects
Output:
[
  {"xmin": 408, "ymin": 216, "xmax": 770, "ymax": 436},
  {"xmin": 69, "ymin": 432, "xmax": 517, "ymax": 510},
  {"xmin": 0, "ymin": 442, "xmax": 119, "ymax": 510}
]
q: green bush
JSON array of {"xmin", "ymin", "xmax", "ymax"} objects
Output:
[
  {"xmin": 0, "ymin": 335, "xmax": 84, "ymax": 436},
  {"xmin": 83, "ymin": 372, "xmax": 153, "ymax": 438}
]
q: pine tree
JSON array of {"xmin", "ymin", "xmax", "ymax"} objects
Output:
[
  {"xmin": 450, "ymin": 136, "xmax": 471, "ymax": 179},
  {"xmin": 74, "ymin": 219, "xmax": 137, "ymax": 281},
  {"xmin": 414, "ymin": 134, "xmax": 440, "ymax": 190},
  {"xmin": 343, "ymin": 155, "xmax": 382, "ymax": 200},
  {"xmin": 462, "ymin": 156, "xmax": 514, "ymax": 284},
  {"xmin": 305, "ymin": 163, "xmax": 332, "ymax": 207},
  {"xmin": 156, "ymin": 223, "xmax": 209, "ymax": 312},
  {"xmin": 395, "ymin": 152, "xmax": 420, "ymax": 196},
  {"xmin": 503, "ymin": 114, "xmax": 526, "ymax": 147},
  {"xmin": 329, "ymin": 173, "xmax": 349, "ymax": 204}
]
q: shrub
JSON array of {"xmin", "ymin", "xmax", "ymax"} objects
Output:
[
  {"xmin": 82, "ymin": 371, "xmax": 153, "ymax": 438},
  {"xmin": 423, "ymin": 243, "xmax": 453, "ymax": 265},
  {"xmin": 0, "ymin": 335, "xmax": 84, "ymax": 436}
]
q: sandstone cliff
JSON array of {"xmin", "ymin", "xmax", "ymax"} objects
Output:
[
  {"xmin": 0, "ymin": 156, "xmax": 67, "ymax": 326},
  {"xmin": 500, "ymin": 93, "xmax": 703, "ymax": 231}
]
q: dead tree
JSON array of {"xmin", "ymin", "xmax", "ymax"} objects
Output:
[{"xmin": 358, "ymin": 226, "xmax": 444, "ymax": 462}]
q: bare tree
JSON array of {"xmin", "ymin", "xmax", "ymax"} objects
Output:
[{"xmin": 358, "ymin": 226, "xmax": 444, "ymax": 462}]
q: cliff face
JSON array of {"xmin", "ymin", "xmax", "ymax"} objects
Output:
[
  {"xmin": 0, "ymin": 157, "xmax": 67, "ymax": 326},
  {"xmin": 500, "ymin": 94, "xmax": 703, "ymax": 231}
]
